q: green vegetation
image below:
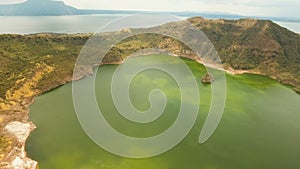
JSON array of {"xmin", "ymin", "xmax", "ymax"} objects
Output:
[
  {"xmin": 0, "ymin": 33, "xmax": 90, "ymax": 98},
  {"xmin": 1, "ymin": 18, "xmax": 299, "ymax": 100},
  {"xmin": 188, "ymin": 17, "xmax": 300, "ymax": 92},
  {"xmin": 104, "ymin": 33, "xmax": 193, "ymax": 62},
  {"xmin": 0, "ymin": 33, "xmax": 193, "ymax": 100}
]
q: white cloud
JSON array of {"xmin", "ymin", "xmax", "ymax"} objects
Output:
[
  {"xmin": 0, "ymin": 0, "xmax": 25, "ymax": 4},
  {"xmin": 62, "ymin": 0, "xmax": 300, "ymax": 18}
]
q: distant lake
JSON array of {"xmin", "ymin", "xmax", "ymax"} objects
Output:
[
  {"xmin": 0, "ymin": 14, "xmax": 183, "ymax": 34},
  {"xmin": 275, "ymin": 21, "xmax": 300, "ymax": 34},
  {"xmin": 0, "ymin": 14, "xmax": 300, "ymax": 34}
]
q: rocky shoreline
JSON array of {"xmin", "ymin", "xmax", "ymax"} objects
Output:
[
  {"xmin": 2, "ymin": 121, "xmax": 37, "ymax": 169},
  {"xmin": 0, "ymin": 60, "xmax": 123, "ymax": 168},
  {"xmin": 0, "ymin": 97, "xmax": 38, "ymax": 169}
]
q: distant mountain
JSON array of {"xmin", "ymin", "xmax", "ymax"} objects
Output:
[
  {"xmin": 0, "ymin": 0, "xmax": 80, "ymax": 15},
  {"xmin": 0, "ymin": 0, "xmax": 141, "ymax": 16}
]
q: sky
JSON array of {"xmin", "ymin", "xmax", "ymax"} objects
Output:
[{"xmin": 0, "ymin": 0, "xmax": 299, "ymax": 18}]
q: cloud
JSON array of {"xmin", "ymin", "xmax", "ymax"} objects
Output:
[
  {"xmin": 0, "ymin": 0, "xmax": 299, "ymax": 18},
  {"xmin": 62, "ymin": 0, "xmax": 300, "ymax": 18},
  {"xmin": 0, "ymin": 0, "xmax": 25, "ymax": 4},
  {"xmin": 184, "ymin": 0, "xmax": 299, "ymax": 7}
]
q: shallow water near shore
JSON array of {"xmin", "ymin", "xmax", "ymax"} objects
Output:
[{"xmin": 26, "ymin": 55, "xmax": 300, "ymax": 169}]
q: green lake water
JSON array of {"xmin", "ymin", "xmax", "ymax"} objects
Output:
[{"xmin": 26, "ymin": 55, "xmax": 300, "ymax": 169}]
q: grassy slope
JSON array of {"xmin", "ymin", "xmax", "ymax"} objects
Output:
[
  {"xmin": 188, "ymin": 17, "xmax": 300, "ymax": 92},
  {"xmin": 1, "ymin": 18, "xmax": 300, "ymax": 101},
  {"xmin": 0, "ymin": 34, "xmax": 90, "ymax": 98}
]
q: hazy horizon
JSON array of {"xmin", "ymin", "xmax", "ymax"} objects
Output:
[{"xmin": 0, "ymin": 0, "xmax": 299, "ymax": 19}]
